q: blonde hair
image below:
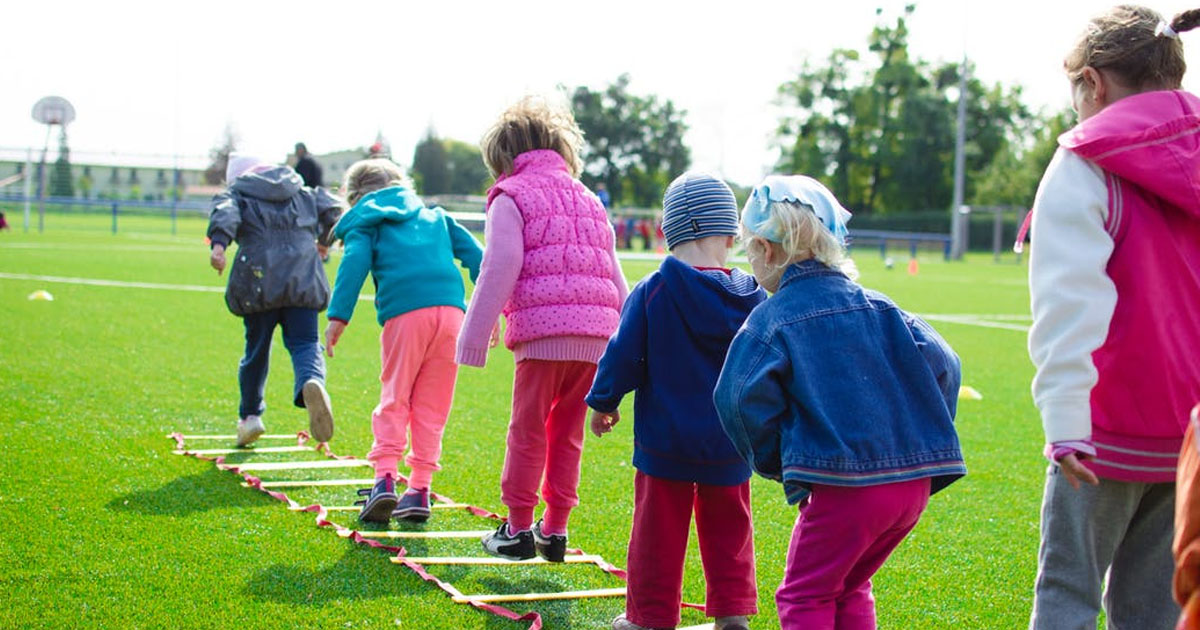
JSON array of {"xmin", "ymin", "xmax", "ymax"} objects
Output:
[
  {"xmin": 742, "ymin": 200, "xmax": 858, "ymax": 280},
  {"xmin": 342, "ymin": 159, "xmax": 409, "ymax": 206},
  {"xmin": 1065, "ymin": 5, "xmax": 1200, "ymax": 90},
  {"xmin": 480, "ymin": 96, "xmax": 584, "ymax": 178}
]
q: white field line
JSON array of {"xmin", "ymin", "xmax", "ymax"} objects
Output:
[{"xmin": 919, "ymin": 314, "xmax": 1030, "ymax": 332}]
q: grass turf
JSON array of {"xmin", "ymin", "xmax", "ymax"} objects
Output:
[{"xmin": 1, "ymin": 215, "xmax": 1042, "ymax": 629}]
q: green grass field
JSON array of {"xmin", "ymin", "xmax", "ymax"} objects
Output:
[{"xmin": 0, "ymin": 215, "xmax": 1043, "ymax": 629}]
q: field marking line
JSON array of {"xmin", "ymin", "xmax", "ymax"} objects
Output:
[
  {"xmin": 0, "ymin": 272, "xmax": 377, "ymax": 301},
  {"xmin": 918, "ymin": 314, "xmax": 1030, "ymax": 332},
  {"xmin": 0, "ymin": 242, "xmax": 200, "ymax": 253}
]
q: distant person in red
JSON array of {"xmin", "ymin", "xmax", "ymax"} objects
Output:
[
  {"xmin": 0, "ymin": 211, "xmax": 9, "ymax": 231},
  {"xmin": 294, "ymin": 143, "xmax": 324, "ymax": 188}
]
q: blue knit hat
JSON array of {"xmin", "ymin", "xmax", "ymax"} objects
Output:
[{"xmin": 661, "ymin": 172, "xmax": 739, "ymax": 250}]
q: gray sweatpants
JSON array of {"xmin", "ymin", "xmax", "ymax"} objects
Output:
[{"xmin": 1029, "ymin": 464, "xmax": 1178, "ymax": 630}]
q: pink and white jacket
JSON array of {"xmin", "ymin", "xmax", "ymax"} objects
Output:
[
  {"xmin": 1029, "ymin": 90, "xmax": 1200, "ymax": 482},
  {"xmin": 456, "ymin": 150, "xmax": 627, "ymax": 367}
]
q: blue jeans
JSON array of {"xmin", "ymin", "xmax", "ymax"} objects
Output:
[{"xmin": 238, "ymin": 307, "xmax": 325, "ymax": 419}]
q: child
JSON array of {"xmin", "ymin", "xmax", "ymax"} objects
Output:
[
  {"xmin": 323, "ymin": 159, "xmax": 483, "ymax": 523},
  {"xmin": 713, "ymin": 175, "xmax": 965, "ymax": 630},
  {"xmin": 457, "ymin": 96, "xmax": 628, "ymax": 561},
  {"xmin": 206, "ymin": 153, "xmax": 344, "ymax": 448},
  {"xmin": 587, "ymin": 173, "xmax": 765, "ymax": 630},
  {"xmin": 1026, "ymin": 7, "xmax": 1200, "ymax": 629}
]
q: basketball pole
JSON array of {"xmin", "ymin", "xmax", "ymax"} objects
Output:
[{"xmin": 23, "ymin": 148, "xmax": 32, "ymax": 233}]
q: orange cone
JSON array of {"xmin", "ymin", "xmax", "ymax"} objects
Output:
[{"xmin": 907, "ymin": 258, "xmax": 919, "ymax": 275}]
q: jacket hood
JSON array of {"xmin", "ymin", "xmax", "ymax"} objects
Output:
[
  {"xmin": 1060, "ymin": 90, "xmax": 1200, "ymax": 217},
  {"xmin": 230, "ymin": 166, "xmax": 303, "ymax": 201},
  {"xmin": 333, "ymin": 186, "xmax": 426, "ymax": 238},
  {"xmin": 657, "ymin": 256, "xmax": 764, "ymax": 343}
]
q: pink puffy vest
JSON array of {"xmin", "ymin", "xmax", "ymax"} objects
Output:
[{"xmin": 487, "ymin": 150, "xmax": 621, "ymax": 346}]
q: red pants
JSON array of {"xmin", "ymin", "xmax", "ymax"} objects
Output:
[
  {"xmin": 500, "ymin": 359, "xmax": 596, "ymax": 533},
  {"xmin": 626, "ymin": 471, "xmax": 758, "ymax": 628}
]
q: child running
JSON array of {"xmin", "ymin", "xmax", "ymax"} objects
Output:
[
  {"xmin": 207, "ymin": 153, "xmax": 343, "ymax": 448},
  {"xmin": 587, "ymin": 173, "xmax": 765, "ymax": 630},
  {"xmin": 323, "ymin": 159, "xmax": 483, "ymax": 523},
  {"xmin": 457, "ymin": 96, "xmax": 628, "ymax": 562},
  {"xmin": 714, "ymin": 175, "xmax": 966, "ymax": 630},
  {"xmin": 1025, "ymin": 6, "xmax": 1200, "ymax": 628}
]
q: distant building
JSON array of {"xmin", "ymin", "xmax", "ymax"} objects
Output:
[{"xmin": 0, "ymin": 158, "xmax": 209, "ymax": 201}]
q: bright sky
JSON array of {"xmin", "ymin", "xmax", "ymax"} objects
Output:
[{"xmin": 4, "ymin": 0, "xmax": 1200, "ymax": 185}]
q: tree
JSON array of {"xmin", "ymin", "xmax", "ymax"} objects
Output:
[
  {"xmin": 49, "ymin": 128, "xmax": 74, "ymax": 197},
  {"xmin": 204, "ymin": 124, "xmax": 239, "ymax": 185},
  {"xmin": 412, "ymin": 127, "xmax": 450, "ymax": 195},
  {"xmin": 566, "ymin": 75, "xmax": 691, "ymax": 207},
  {"xmin": 444, "ymin": 140, "xmax": 491, "ymax": 195},
  {"xmin": 775, "ymin": 6, "xmax": 1033, "ymax": 214},
  {"xmin": 972, "ymin": 108, "xmax": 1074, "ymax": 208}
]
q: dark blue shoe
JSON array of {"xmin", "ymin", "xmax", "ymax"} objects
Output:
[
  {"xmin": 354, "ymin": 475, "xmax": 398, "ymax": 524},
  {"xmin": 392, "ymin": 488, "xmax": 431, "ymax": 523}
]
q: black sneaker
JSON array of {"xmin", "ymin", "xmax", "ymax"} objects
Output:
[
  {"xmin": 481, "ymin": 522, "xmax": 535, "ymax": 561},
  {"xmin": 532, "ymin": 520, "xmax": 566, "ymax": 562},
  {"xmin": 354, "ymin": 476, "xmax": 398, "ymax": 524},
  {"xmin": 392, "ymin": 488, "xmax": 431, "ymax": 523}
]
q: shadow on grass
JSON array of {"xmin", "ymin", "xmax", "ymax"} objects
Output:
[
  {"xmin": 243, "ymin": 547, "xmax": 418, "ymax": 606},
  {"xmin": 106, "ymin": 467, "xmax": 274, "ymax": 515}
]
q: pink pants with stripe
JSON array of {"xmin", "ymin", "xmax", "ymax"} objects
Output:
[{"xmin": 368, "ymin": 306, "xmax": 463, "ymax": 490}]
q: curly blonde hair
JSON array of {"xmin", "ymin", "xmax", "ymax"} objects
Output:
[
  {"xmin": 342, "ymin": 159, "xmax": 409, "ymax": 207},
  {"xmin": 742, "ymin": 200, "xmax": 858, "ymax": 280},
  {"xmin": 480, "ymin": 96, "xmax": 584, "ymax": 178}
]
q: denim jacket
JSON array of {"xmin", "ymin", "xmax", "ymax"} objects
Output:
[{"xmin": 714, "ymin": 260, "xmax": 966, "ymax": 504}]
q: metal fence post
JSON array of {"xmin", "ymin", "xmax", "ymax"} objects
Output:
[{"xmin": 111, "ymin": 202, "xmax": 118, "ymax": 235}]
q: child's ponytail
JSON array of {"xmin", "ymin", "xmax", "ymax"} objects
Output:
[{"xmin": 1065, "ymin": 5, "xmax": 1199, "ymax": 91}]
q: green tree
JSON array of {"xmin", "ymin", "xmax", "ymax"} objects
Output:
[
  {"xmin": 49, "ymin": 128, "xmax": 74, "ymax": 197},
  {"xmin": 775, "ymin": 5, "xmax": 1033, "ymax": 213},
  {"xmin": 444, "ymin": 140, "xmax": 491, "ymax": 195},
  {"xmin": 972, "ymin": 108, "xmax": 1075, "ymax": 208},
  {"xmin": 412, "ymin": 127, "xmax": 450, "ymax": 195},
  {"xmin": 566, "ymin": 74, "xmax": 691, "ymax": 207}
]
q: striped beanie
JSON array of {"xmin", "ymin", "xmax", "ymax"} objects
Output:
[{"xmin": 661, "ymin": 172, "xmax": 739, "ymax": 249}]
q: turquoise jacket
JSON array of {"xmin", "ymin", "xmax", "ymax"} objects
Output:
[{"xmin": 327, "ymin": 186, "xmax": 483, "ymax": 326}]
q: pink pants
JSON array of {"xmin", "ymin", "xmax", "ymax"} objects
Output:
[
  {"xmin": 626, "ymin": 471, "xmax": 758, "ymax": 628},
  {"xmin": 500, "ymin": 359, "xmax": 596, "ymax": 534},
  {"xmin": 368, "ymin": 306, "xmax": 463, "ymax": 490},
  {"xmin": 777, "ymin": 478, "xmax": 931, "ymax": 630}
]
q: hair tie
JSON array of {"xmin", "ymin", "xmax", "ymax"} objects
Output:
[{"xmin": 1156, "ymin": 20, "xmax": 1180, "ymax": 39}]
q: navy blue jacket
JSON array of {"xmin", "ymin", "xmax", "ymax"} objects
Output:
[
  {"xmin": 714, "ymin": 260, "xmax": 966, "ymax": 504},
  {"xmin": 586, "ymin": 256, "xmax": 768, "ymax": 485}
]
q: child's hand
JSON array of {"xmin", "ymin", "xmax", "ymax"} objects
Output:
[
  {"xmin": 1059, "ymin": 452, "xmax": 1100, "ymax": 490},
  {"xmin": 489, "ymin": 319, "xmax": 502, "ymax": 348},
  {"xmin": 324, "ymin": 320, "xmax": 346, "ymax": 358},
  {"xmin": 590, "ymin": 409, "xmax": 620, "ymax": 437},
  {"xmin": 210, "ymin": 244, "xmax": 226, "ymax": 275}
]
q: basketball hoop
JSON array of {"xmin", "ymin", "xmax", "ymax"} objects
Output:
[{"xmin": 32, "ymin": 96, "xmax": 75, "ymax": 126}]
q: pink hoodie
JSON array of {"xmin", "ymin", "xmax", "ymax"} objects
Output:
[{"xmin": 1030, "ymin": 90, "xmax": 1200, "ymax": 482}]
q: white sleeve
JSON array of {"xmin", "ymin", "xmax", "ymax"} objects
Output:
[{"xmin": 1027, "ymin": 148, "xmax": 1115, "ymax": 444}]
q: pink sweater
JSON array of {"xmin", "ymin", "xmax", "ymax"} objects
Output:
[{"xmin": 456, "ymin": 194, "xmax": 628, "ymax": 366}]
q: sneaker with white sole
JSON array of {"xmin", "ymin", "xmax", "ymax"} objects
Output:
[
  {"xmin": 611, "ymin": 613, "xmax": 666, "ymax": 630},
  {"xmin": 237, "ymin": 415, "xmax": 265, "ymax": 447},
  {"xmin": 301, "ymin": 379, "xmax": 334, "ymax": 442},
  {"xmin": 481, "ymin": 522, "xmax": 535, "ymax": 561},
  {"xmin": 532, "ymin": 520, "xmax": 567, "ymax": 562},
  {"xmin": 354, "ymin": 475, "xmax": 399, "ymax": 523},
  {"xmin": 715, "ymin": 616, "xmax": 751, "ymax": 630},
  {"xmin": 393, "ymin": 488, "xmax": 431, "ymax": 523}
]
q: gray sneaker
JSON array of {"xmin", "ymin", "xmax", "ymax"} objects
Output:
[
  {"xmin": 611, "ymin": 613, "xmax": 664, "ymax": 630},
  {"xmin": 237, "ymin": 415, "xmax": 265, "ymax": 447},
  {"xmin": 301, "ymin": 379, "xmax": 334, "ymax": 442},
  {"xmin": 715, "ymin": 616, "xmax": 750, "ymax": 630}
]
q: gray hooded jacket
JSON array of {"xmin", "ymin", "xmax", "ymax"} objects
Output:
[{"xmin": 206, "ymin": 166, "xmax": 345, "ymax": 316}]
